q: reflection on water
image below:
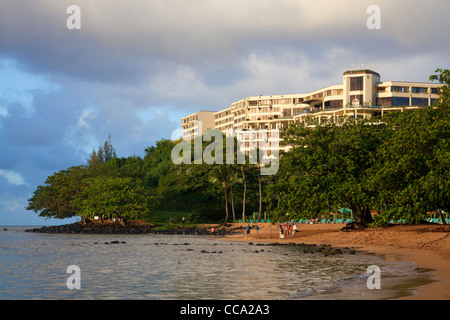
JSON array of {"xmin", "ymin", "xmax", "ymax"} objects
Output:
[{"xmin": 0, "ymin": 227, "xmax": 434, "ymax": 300}]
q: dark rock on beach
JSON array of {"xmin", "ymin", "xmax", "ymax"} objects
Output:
[{"xmin": 25, "ymin": 221, "xmax": 242, "ymax": 236}]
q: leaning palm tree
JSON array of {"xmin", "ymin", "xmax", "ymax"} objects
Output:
[
  {"xmin": 240, "ymin": 165, "xmax": 247, "ymax": 222},
  {"xmin": 210, "ymin": 166, "xmax": 230, "ymax": 223},
  {"xmin": 256, "ymin": 163, "xmax": 262, "ymax": 221}
]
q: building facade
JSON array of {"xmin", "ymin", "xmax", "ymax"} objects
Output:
[
  {"xmin": 180, "ymin": 111, "xmax": 216, "ymax": 140},
  {"xmin": 180, "ymin": 69, "xmax": 443, "ymax": 147}
]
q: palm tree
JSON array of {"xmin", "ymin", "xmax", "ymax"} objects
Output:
[
  {"xmin": 258, "ymin": 163, "xmax": 262, "ymax": 221},
  {"xmin": 227, "ymin": 166, "xmax": 242, "ymax": 221},
  {"xmin": 241, "ymin": 165, "xmax": 247, "ymax": 222},
  {"xmin": 210, "ymin": 166, "xmax": 230, "ymax": 223}
]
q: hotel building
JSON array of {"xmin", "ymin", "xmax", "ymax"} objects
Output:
[
  {"xmin": 180, "ymin": 69, "xmax": 443, "ymax": 151},
  {"xmin": 180, "ymin": 110, "xmax": 216, "ymax": 140}
]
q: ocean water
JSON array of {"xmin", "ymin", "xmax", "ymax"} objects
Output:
[{"xmin": 0, "ymin": 226, "xmax": 435, "ymax": 300}]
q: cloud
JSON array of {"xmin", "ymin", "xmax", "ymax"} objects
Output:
[
  {"xmin": 0, "ymin": 169, "xmax": 27, "ymax": 186},
  {"xmin": 0, "ymin": 0, "xmax": 448, "ymax": 225}
]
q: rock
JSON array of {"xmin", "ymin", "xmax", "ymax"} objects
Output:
[
  {"xmin": 331, "ymin": 248, "xmax": 343, "ymax": 255},
  {"xmin": 322, "ymin": 248, "xmax": 343, "ymax": 256}
]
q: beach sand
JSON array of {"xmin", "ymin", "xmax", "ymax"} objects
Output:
[{"xmin": 218, "ymin": 222, "xmax": 450, "ymax": 300}]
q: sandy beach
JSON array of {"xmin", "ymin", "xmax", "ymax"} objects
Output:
[{"xmin": 219, "ymin": 222, "xmax": 450, "ymax": 300}]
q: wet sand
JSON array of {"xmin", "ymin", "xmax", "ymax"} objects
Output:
[{"xmin": 217, "ymin": 222, "xmax": 450, "ymax": 300}]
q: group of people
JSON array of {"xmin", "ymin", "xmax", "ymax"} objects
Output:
[
  {"xmin": 245, "ymin": 224, "xmax": 259, "ymax": 237},
  {"xmin": 279, "ymin": 223, "xmax": 298, "ymax": 239},
  {"xmin": 208, "ymin": 222, "xmax": 300, "ymax": 240}
]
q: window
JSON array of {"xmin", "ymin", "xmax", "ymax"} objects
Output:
[
  {"xmin": 411, "ymin": 98, "xmax": 428, "ymax": 106},
  {"xmin": 391, "ymin": 97, "xmax": 410, "ymax": 106},
  {"xmin": 391, "ymin": 86, "xmax": 408, "ymax": 93},
  {"xmin": 272, "ymin": 98, "xmax": 290, "ymax": 105},
  {"xmin": 431, "ymin": 88, "xmax": 439, "ymax": 94},
  {"xmin": 377, "ymin": 97, "xmax": 392, "ymax": 107},
  {"xmin": 411, "ymin": 87, "xmax": 426, "ymax": 94},
  {"xmin": 325, "ymin": 100, "xmax": 343, "ymax": 109},
  {"xmin": 350, "ymin": 95, "xmax": 363, "ymax": 106},
  {"xmin": 350, "ymin": 77, "xmax": 363, "ymax": 91}
]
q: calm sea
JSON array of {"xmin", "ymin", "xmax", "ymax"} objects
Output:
[{"xmin": 0, "ymin": 226, "xmax": 434, "ymax": 300}]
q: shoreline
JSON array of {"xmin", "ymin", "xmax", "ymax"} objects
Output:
[{"xmin": 219, "ymin": 222, "xmax": 450, "ymax": 300}]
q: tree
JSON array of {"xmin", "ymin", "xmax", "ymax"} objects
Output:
[
  {"xmin": 227, "ymin": 166, "xmax": 242, "ymax": 221},
  {"xmin": 268, "ymin": 120, "xmax": 389, "ymax": 226},
  {"xmin": 241, "ymin": 165, "xmax": 247, "ymax": 222},
  {"xmin": 256, "ymin": 163, "xmax": 262, "ymax": 221},
  {"xmin": 373, "ymin": 68, "xmax": 450, "ymax": 224},
  {"xmin": 27, "ymin": 162, "xmax": 157, "ymax": 224},
  {"xmin": 74, "ymin": 174, "xmax": 153, "ymax": 225},
  {"xmin": 209, "ymin": 166, "xmax": 231, "ymax": 223},
  {"xmin": 143, "ymin": 139, "xmax": 177, "ymax": 188},
  {"xmin": 26, "ymin": 166, "xmax": 90, "ymax": 221},
  {"xmin": 88, "ymin": 135, "xmax": 117, "ymax": 166}
]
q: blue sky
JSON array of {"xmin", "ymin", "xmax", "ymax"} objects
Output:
[{"xmin": 0, "ymin": 0, "xmax": 449, "ymax": 225}]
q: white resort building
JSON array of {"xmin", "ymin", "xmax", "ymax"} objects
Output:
[{"xmin": 180, "ymin": 69, "xmax": 443, "ymax": 154}]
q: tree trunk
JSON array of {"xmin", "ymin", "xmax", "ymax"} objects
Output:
[
  {"xmin": 351, "ymin": 203, "xmax": 373, "ymax": 226},
  {"xmin": 241, "ymin": 166, "xmax": 246, "ymax": 222},
  {"xmin": 223, "ymin": 187, "xmax": 229, "ymax": 223},
  {"xmin": 438, "ymin": 209, "xmax": 447, "ymax": 225},
  {"xmin": 230, "ymin": 186, "xmax": 236, "ymax": 221},
  {"xmin": 258, "ymin": 165, "xmax": 262, "ymax": 221}
]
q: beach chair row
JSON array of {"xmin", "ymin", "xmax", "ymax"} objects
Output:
[
  {"xmin": 426, "ymin": 218, "xmax": 449, "ymax": 224},
  {"xmin": 294, "ymin": 218, "xmax": 355, "ymax": 224},
  {"xmin": 389, "ymin": 218, "xmax": 449, "ymax": 224},
  {"xmin": 239, "ymin": 218, "xmax": 449, "ymax": 224},
  {"xmin": 239, "ymin": 219, "xmax": 271, "ymax": 223}
]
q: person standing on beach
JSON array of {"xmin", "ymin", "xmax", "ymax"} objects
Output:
[
  {"xmin": 210, "ymin": 226, "xmax": 216, "ymax": 239},
  {"xmin": 246, "ymin": 224, "xmax": 251, "ymax": 237},
  {"xmin": 292, "ymin": 223, "xmax": 297, "ymax": 238}
]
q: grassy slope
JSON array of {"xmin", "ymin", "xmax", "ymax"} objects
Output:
[{"xmin": 142, "ymin": 210, "xmax": 191, "ymax": 227}]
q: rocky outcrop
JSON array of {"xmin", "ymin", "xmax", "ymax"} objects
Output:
[{"xmin": 25, "ymin": 222, "xmax": 240, "ymax": 236}]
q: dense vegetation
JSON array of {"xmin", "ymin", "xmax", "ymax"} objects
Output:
[{"xmin": 27, "ymin": 69, "xmax": 449, "ymax": 226}]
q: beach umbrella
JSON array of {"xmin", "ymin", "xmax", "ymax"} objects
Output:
[{"xmin": 338, "ymin": 208, "xmax": 353, "ymax": 220}]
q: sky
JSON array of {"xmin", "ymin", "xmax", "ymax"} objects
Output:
[{"xmin": 0, "ymin": 0, "xmax": 449, "ymax": 226}]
